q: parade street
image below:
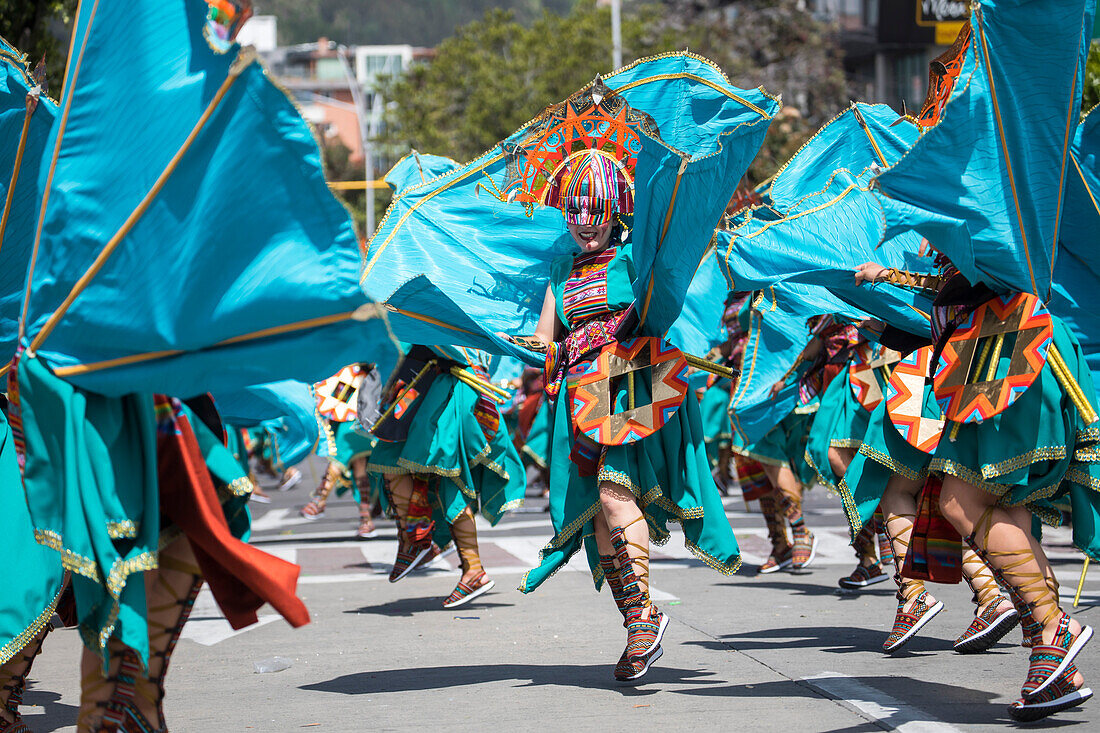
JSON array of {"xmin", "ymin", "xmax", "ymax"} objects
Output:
[{"xmin": 24, "ymin": 461, "xmax": 1100, "ymax": 732}]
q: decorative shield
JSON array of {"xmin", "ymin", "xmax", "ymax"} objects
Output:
[
  {"xmin": 314, "ymin": 365, "xmax": 363, "ymax": 423},
  {"xmin": 849, "ymin": 343, "xmax": 904, "ymax": 412},
  {"xmin": 567, "ymin": 337, "xmax": 689, "ymax": 446},
  {"xmin": 886, "ymin": 347, "xmax": 945, "ymax": 454},
  {"xmin": 932, "ymin": 293, "xmax": 1053, "ymax": 424},
  {"xmin": 372, "ymin": 351, "xmax": 438, "ymax": 443}
]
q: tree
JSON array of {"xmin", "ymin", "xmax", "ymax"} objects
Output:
[
  {"xmin": 1085, "ymin": 41, "xmax": 1099, "ymax": 114},
  {"xmin": 0, "ymin": 0, "xmax": 77, "ymax": 93},
  {"xmin": 379, "ymin": 1, "xmax": 681, "ymax": 163}
]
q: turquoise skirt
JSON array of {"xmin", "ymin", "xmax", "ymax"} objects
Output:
[
  {"xmin": 366, "ymin": 373, "xmax": 525, "ymax": 548},
  {"xmin": 805, "ymin": 374, "xmax": 870, "ymax": 490},
  {"xmin": 518, "ymin": 373, "xmax": 741, "ymax": 593},
  {"xmin": 733, "ymin": 410, "xmax": 817, "ymax": 487},
  {"xmin": 522, "ymin": 400, "xmax": 551, "ymax": 469},
  {"xmin": 0, "ymin": 409, "xmax": 65, "ymax": 665},
  {"xmin": 699, "ymin": 382, "xmax": 732, "ymax": 468}
]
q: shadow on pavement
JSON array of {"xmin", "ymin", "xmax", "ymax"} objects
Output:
[
  {"xmin": 684, "ymin": 625, "xmax": 945, "ymax": 656},
  {"xmin": 19, "ymin": 687, "xmax": 78, "ymax": 733},
  {"xmin": 301, "ymin": 664, "xmax": 723, "ymax": 697},
  {"xmin": 722, "ymin": 579, "xmax": 874, "ymax": 598},
  {"xmin": 344, "ymin": 595, "xmax": 514, "ymax": 617}
]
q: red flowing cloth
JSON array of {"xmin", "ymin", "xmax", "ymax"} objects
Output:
[
  {"xmin": 901, "ymin": 476, "xmax": 963, "ymax": 584},
  {"xmin": 156, "ymin": 400, "xmax": 310, "ymax": 629}
]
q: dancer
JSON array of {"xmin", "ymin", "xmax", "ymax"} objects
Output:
[{"xmin": 367, "ymin": 345, "xmax": 525, "ymax": 607}]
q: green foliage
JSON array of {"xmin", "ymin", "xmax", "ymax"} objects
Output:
[
  {"xmin": 379, "ymin": 1, "xmax": 680, "ymax": 163},
  {"xmin": 1085, "ymin": 40, "xmax": 1100, "ymax": 115},
  {"xmin": 256, "ymin": 0, "xmax": 574, "ymax": 46},
  {"xmin": 0, "ymin": 0, "xmax": 77, "ymax": 93}
]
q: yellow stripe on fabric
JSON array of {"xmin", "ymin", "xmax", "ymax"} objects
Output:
[
  {"xmin": 28, "ymin": 48, "xmax": 255, "ymax": 355},
  {"xmin": 0, "ymin": 103, "xmax": 33, "ymax": 254}
]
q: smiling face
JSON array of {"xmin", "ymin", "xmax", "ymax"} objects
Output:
[{"xmin": 568, "ymin": 220, "xmax": 613, "ymax": 253}]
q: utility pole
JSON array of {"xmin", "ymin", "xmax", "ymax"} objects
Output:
[
  {"xmin": 611, "ymin": 0, "xmax": 622, "ymax": 69},
  {"xmin": 335, "ymin": 43, "xmax": 375, "ymax": 233}
]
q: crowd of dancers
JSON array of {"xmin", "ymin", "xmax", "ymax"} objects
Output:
[{"xmin": 2, "ymin": 0, "xmax": 1098, "ymax": 730}]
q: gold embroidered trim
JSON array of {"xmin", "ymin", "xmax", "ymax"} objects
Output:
[
  {"xmin": 856, "ymin": 444, "xmax": 928, "ymax": 481},
  {"xmin": 0, "ymin": 582, "xmax": 64, "ymax": 665},
  {"xmin": 106, "ymin": 520, "xmax": 138, "ymax": 539},
  {"xmin": 521, "ymin": 444, "xmax": 548, "ymax": 469},
  {"xmin": 834, "ymin": 476, "xmax": 864, "ymax": 539},
  {"xmin": 802, "ymin": 447, "xmax": 836, "ymax": 491},
  {"xmin": 929, "ymin": 458, "xmax": 1011, "ymax": 498},
  {"xmin": 829, "ymin": 438, "xmax": 863, "ymax": 450},
  {"xmin": 1065, "ymin": 466, "xmax": 1100, "ymax": 492},
  {"xmin": 1074, "ymin": 446, "xmax": 1100, "ymax": 463},
  {"xmin": 979, "ymin": 446, "xmax": 1066, "ymax": 480},
  {"xmin": 223, "ymin": 476, "xmax": 255, "ymax": 498}
]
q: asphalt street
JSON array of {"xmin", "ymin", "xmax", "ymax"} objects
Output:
[{"xmin": 22, "ymin": 458, "xmax": 1100, "ymax": 732}]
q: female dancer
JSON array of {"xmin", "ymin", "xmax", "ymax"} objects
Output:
[{"xmin": 510, "ymin": 152, "xmax": 740, "ymax": 681}]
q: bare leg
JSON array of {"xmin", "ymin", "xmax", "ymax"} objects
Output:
[
  {"xmin": 827, "ymin": 446, "xmax": 855, "ymax": 484},
  {"xmin": 450, "ymin": 506, "xmax": 485, "ymax": 585}
]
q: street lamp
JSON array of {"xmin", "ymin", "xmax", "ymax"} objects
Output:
[{"xmin": 611, "ymin": 0, "xmax": 622, "ymax": 69}]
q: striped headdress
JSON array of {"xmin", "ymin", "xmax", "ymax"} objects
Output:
[{"xmin": 545, "ymin": 150, "xmax": 633, "ymax": 226}]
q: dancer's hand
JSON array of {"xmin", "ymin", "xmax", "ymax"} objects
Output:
[{"xmin": 854, "ymin": 262, "xmax": 887, "ymax": 284}]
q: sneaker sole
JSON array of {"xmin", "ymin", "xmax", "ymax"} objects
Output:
[
  {"xmin": 442, "ymin": 579, "xmax": 496, "ymax": 609},
  {"xmin": 758, "ymin": 558, "xmax": 793, "ymax": 575},
  {"xmin": 884, "ymin": 600, "xmax": 945, "ymax": 653},
  {"xmin": 356, "ymin": 529, "xmax": 380, "ymax": 540},
  {"xmin": 953, "ymin": 608, "xmax": 1019, "ymax": 654},
  {"xmin": 838, "ymin": 572, "xmax": 889, "ymax": 589},
  {"xmin": 389, "ymin": 545, "xmax": 432, "ymax": 584},
  {"xmin": 278, "ymin": 475, "xmax": 302, "ymax": 491},
  {"xmin": 1029, "ymin": 625, "xmax": 1093, "ymax": 698},
  {"xmin": 299, "ymin": 510, "xmax": 324, "ymax": 520},
  {"xmin": 1009, "ymin": 687, "xmax": 1092, "ymax": 722},
  {"xmin": 617, "ymin": 644, "xmax": 664, "ymax": 683}
]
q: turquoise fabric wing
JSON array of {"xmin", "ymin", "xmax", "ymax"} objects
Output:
[
  {"xmin": 665, "ymin": 242, "xmax": 729, "ymax": 357},
  {"xmin": 1050, "ymin": 106, "xmax": 1100, "ymax": 401},
  {"xmin": 214, "ymin": 380, "xmax": 321, "ymax": 468},
  {"xmin": 0, "ymin": 38, "xmax": 56, "ymax": 360},
  {"xmin": 363, "ymin": 54, "xmax": 778, "ymax": 357},
  {"xmin": 875, "ymin": 0, "xmax": 1097, "ymax": 297},
  {"xmin": 385, "ymin": 151, "xmax": 460, "ymax": 195},
  {"xmin": 21, "ymin": 0, "xmax": 397, "ymax": 397}
]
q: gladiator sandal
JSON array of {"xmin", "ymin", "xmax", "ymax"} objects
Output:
[
  {"xmin": 757, "ymin": 493, "xmax": 792, "ymax": 574},
  {"xmin": 442, "ymin": 508, "xmax": 494, "ymax": 608},
  {"xmin": 0, "ymin": 621, "xmax": 52, "ymax": 733},
  {"xmin": 781, "ymin": 489, "xmax": 817, "ymax": 571},
  {"xmin": 1008, "ymin": 663, "xmax": 1093, "ymax": 722},
  {"xmin": 882, "ymin": 512, "xmax": 944, "ymax": 652},
  {"xmin": 838, "ymin": 520, "xmax": 887, "ymax": 589},
  {"xmin": 874, "ymin": 509, "xmax": 896, "ymax": 567},
  {"xmin": 964, "ymin": 534, "xmax": 1042, "ymax": 648},
  {"xmin": 78, "ymin": 541, "xmax": 203, "ymax": 732},
  {"xmin": 300, "ymin": 462, "xmax": 342, "ymax": 519},
  {"xmin": 964, "ymin": 509, "xmax": 1092, "ymax": 699},
  {"xmin": 389, "ymin": 476, "xmax": 435, "ymax": 583},
  {"xmin": 953, "ymin": 548, "xmax": 1018, "ymax": 653},
  {"xmin": 610, "ymin": 517, "xmax": 669, "ymax": 683}
]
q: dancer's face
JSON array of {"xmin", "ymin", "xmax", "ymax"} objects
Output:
[{"xmin": 568, "ymin": 221, "xmax": 613, "ymax": 253}]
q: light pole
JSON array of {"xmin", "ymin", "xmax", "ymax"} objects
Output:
[
  {"xmin": 611, "ymin": 0, "xmax": 622, "ymax": 69},
  {"xmin": 334, "ymin": 43, "xmax": 375, "ymax": 234}
]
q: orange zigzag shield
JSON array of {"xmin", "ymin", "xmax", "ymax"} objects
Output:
[
  {"xmin": 315, "ymin": 364, "xmax": 363, "ymax": 423},
  {"xmin": 886, "ymin": 346, "xmax": 945, "ymax": 454},
  {"xmin": 499, "ymin": 76, "xmax": 659, "ymax": 207},
  {"xmin": 849, "ymin": 343, "xmax": 903, "ymax": 412},
  {"xmin": 567, "ymin": 337, "xmax": 689, "ymax": 446},
  {"xmin": 915, "ymin": 20, "xmax": 972, "ymax": 128},
  {"xmin": 932, "ymin": 293, "xmax": 1052, "ymax": 424}
]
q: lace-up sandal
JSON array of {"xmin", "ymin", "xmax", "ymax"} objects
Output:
[
  {"xmin": 758, "ymin": 548, "xmax": 793, "ymax": 575},
  {"xmin": 389, "ymin": 532, "xmax": 434, "ymax": 583},
  {"xmin": 355, "ymin": 512, "xmax": 379, "ymax": 539},
  {"xmin": 838, "ymin": 563, "xmax": 889, "ymax": 589},
  {"xmin": 874, "ymin": 510, "xmax": 896, "ymax": 568},
  {"xmin": 883, "ymin": 590, "xmax": 944, "ymax": 653},
  {"xmin": 1009, "ymin": 664, "xmax": 1092, "ymax": 722},
  {"xmin": 610, "ymin": 519, "xmax": 668, "ymax": 683},
  {"xmin": 791, "ymin": 525, "xmax": 818, "ymax": 572},
  {"xmin": 78, "ymin": 544, "xmax": 203, "ymax": 732},
  {"xmin": 963, "ymin": 533, "xmax": 1043, "ymax": 648},
  {"xmin": 954, "ymin": 594, "xmax": 1018, "ymax": 653},
  {"xmin": 442, "ymin": 572, "xmax": 495, "ymax": 609},
  {"xmin": 0, "ymin": 620, "xmax": 52, "ymax": 733},
  {"xmin": 1022, "ymin": 612, "xmax": 1094, "ymax": 698}
]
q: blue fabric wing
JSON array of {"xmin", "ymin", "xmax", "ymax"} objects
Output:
[
  {"xmin": 1050, "ymin": 106, "xmax": 1100, "ymax": 401},
  {"xmin": 385, "ymin": 151, "xmax": 460, "ymax": 195},
  {"xmin": 665, "ymin": 242, "xmax": 729, "ymax": 357},
  {"xmin": 22, "ymin": 0, "xmax": 397, "ymax": 397},
  {"xmin": 0, "ymin": 38, "xmax": 56, "ymax": 360},
  {"xmin": 213, "ymin": 380, "xmax": 320, "ymax": 468},
  {"xmin": 363, "ymin": 54, "xmax": 778, "ymax": 355},
  {"xmin": 875, "ymin": 0, "xmax": 1097, "ymax": 297}
]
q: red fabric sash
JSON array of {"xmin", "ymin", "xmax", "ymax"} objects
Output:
[
  {"xmin": 901, "ymin": 476, "xmax": 963, "ymax": 584},
  {"xmin": 157, "ymin": 405, "xmax": 310, "ymax": 629}
]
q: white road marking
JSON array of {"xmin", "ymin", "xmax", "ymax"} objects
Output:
[
  {"xmin": 249, "ymin": 508, "xmax": 314, "ymax": 532},
  {"xmin": 180, "ymin": 589, "xmax": 280, "ymax": 646},
  {"xmin": 804, "ymin": 672, "xmax": 961, "ymax": 733}
]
